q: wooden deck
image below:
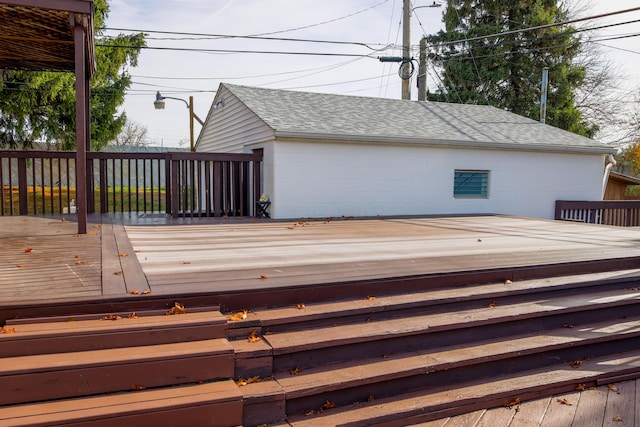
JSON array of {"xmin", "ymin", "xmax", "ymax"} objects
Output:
[
  {"xmin": 2, "ymin": 214, "xmax": 640, "ymax": 426},
  {"xmin": 2, "ymin": 214, "xmax": 640, "ymax": 306},
  {"xmin": 419, "ymin": 380, "xmax": 640, "ymax": 427}
]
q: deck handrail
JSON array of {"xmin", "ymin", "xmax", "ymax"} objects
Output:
[
  {"xmin": 1, "ymin": 150, "xmax": 263, "ymax": 218},
  {"xmin": 555, "ymin": 200, "xmax": 640, "ymax": 227}
]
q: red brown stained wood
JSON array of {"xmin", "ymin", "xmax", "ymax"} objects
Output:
[
  {"xmin": 474, "ymin": 407, "xmax": 516, "ymax": 427},
  {"xmin": 571, "ymin": 386, "xmax": 607, "ymax": 427},
  {"xmin": 0, "ymin": 311, "xmax": 227, "ymax": 357},
  {"xmin": 509, "ymin": 396, "xmax": 550, "ymax": 427},
  {"xmin": 0, "ymin": 380, "xmax": 242, "ymax": 427},
  {"xmin": 537, "ymin": 391, "xmax": 580, "ymax": 427}
]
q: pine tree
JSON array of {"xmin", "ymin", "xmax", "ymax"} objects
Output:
[
  {"xmin": 0, "ymin": 0, "xmax": 145, "ymax": 150},
  {"xmin": 426, "ymin": 0, "xmax": 596, "ymax": 137}
]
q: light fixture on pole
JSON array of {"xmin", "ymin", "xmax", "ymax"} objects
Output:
[{"xmin": 153, "ymin": 91, "xmax": 204, "ymax": 152}]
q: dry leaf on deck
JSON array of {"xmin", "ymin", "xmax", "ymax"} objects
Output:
[
  {"xmin": 118, "ymin": 253, "xmax": 128, "ymax": 257},
  {"xmin": 506, "ymin": 397, "xmax": 521, "ymax": 408},
  {"xmin": 15, "ymin": 264, "xmax": 25, "ymax": 268},
  {"xmin": 260, "ymin": 274, "xmax": 268, "ymax": 280},
  {"xmin": 236, "ymin": 376, "xmax": 262, "ymax": 386},
  {"xmin": 322, "ymin": 401, "xmax": 336, "ymax": 410},
  {"xmin": 61, "ymin": 218, "xmax": 68, "ymax": 223},
  {"xmin": 289, "ymin": 367, "xmax": 302, "ymax": 375},
  {"xmin": 129, "ymin": 290, "xmax": 140, "ymax": 295},
  {"xmin": 167, "ymin": 302, "xmax": 187, "ymax": 315},
  {"xmin": 607, "ymin": 384, "xmax": 620, "ymax": 393},
  {"xmin": 575, "ymin": 383, "xmax": 586, "ymax": 391},
  {"xmin": 295, "ymin": 303, "xmax": 305, "ymax": 309},
  {"xmin": 247, "ymin": 330, "xmax": 261, "ymax": 343},
  {"xmin": 88, "ymin": 231, "xmax": 97, "ymax": 236},
  {"xmin": 131, "ymin": 384, "xmax": 146, "ymax": 391},
  {"xmin": 74, "ymin": 260, "xmax": 87, "ymax": 265},
  {"xmin": 1, "ymin": 327, "xmax": 16, "ymax": 334},
  {"xmin": 102, "ymin": 314, "xmax": 122, "ymax": 321},
  {"xmin": 488, "ymin": 301, "xmax": 497, "ymax": 308},
  {"xmin": 365, "ymin": 296, "xmax": 376, "ymax": 301},
  {"xmin": 556, "ymin": 398, "xmax": 572, "ymax": 406},
  {"xmin": 113, "ymin": 271, "xmax": 123, "ymax": 275},
  {"xmin": 228, "ymin": 310, "xmax": 248, "ymax": 321},
  {"xmin": 182, "ymin": 261, "xmax": 191, "ymax": 265},
  {"xmin": 367, "ymin": 395, "xmax": 375, "ymax": 402},
  {"xmin": 142, "ymin": 290, "xmax": 151, "ymax": 295},
  {"xmin": 570, "ymin": 359, "xmax": 583, "ymax": 369},
  {"xmin": 504, "ymin": 279, "xmax": 513, "ymax": 285},
  {"xmin": 613, "ymin": 416, "xmax": 623, "ymax": 422},
  {"xmin": 127, "ymin": 313, "xmax": 139, "ymax": 319},
  {"xmin": 24, "ymin": 247, "xmax": 32, "ymax": 253}
]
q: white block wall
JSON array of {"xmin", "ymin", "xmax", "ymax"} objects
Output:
[{"xmin": 264, "ymin": 140, "xmax": 605, "ymax": 220}]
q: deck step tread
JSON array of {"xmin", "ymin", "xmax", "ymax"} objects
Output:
[
  {"xmin": 1, "ymin": 338, "xmax": 232, "ymax": 375},
  {"xmin": 286, "ymin": 349, "xmax": 640, "ymax": 427},
  {"xmin": 249, "ymin": 269, "xmax": 640, "ymax": 327},
  {"xmin": 272, "ymin": 316, "xmax": 640, "ymax": 398},
  {"xmin": 264, "ymin": 287, "xmax": 640, "ymax": 354},
  {"xmin": 0, "ymin": 380, "xmax": 242, "ymax": 427},
  {"xmin": 7, "ymin": 310, "xmax": 225, "ymax": 335}
]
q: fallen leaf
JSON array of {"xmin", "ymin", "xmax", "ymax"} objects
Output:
[
  {"xmin": 570, "ymin": 359, "xmax": 583, "ymax": 369},
  {"xmin": 305, "ymin": 409, "xmax": 319, "ymax": 416},
  {"xmin": 74, "ymin": 255, "xmax": 80, "ymax": 258},
  {"xmin": 131, "ymin": 384, "xmax": 146, "ymax": 391},
  {"xmin": 477, "ymin": 238, "xmax": 482, "ymax": 242},
  {"xmin": 259, "ymin": 274, "xmax": 268, "ymax": 280},
  {"xmin": 607, "ymin": 384, "xmax": 620, "ymax": 393},
  {"xmin": 182, "ymin": 261, "xmax": 191, "ymax": 265},
  {"xmin": 563, "ymin": 324, "xmax": 574, "ymax": 329},
  {"xmin": 92, "ymin": 225, "xmax": 101, "ymax": 229},
  {"xmin": 129, "ymin": 290, "xmax": 140, "ymax": 295},
  {"xmin": 236, "ymin": 375, "xmax": 262, "ymax": 387},
  {"xmin": 366, "ymin": 317, "xmax": 372, "ymax": 322},
  {"xmin": 113, "ymin": 271, "xmax": 123, "ymax": 275},
  {"xmin": 322, "ymin": 401, "xmax": 336, "ymax": 410},
  {"xmin": 228, "ymin": 310, "xmax": 248, "ymax": 321},
  {"xmin": 575, "ymin": 383, "xmax": 586, "ymax": 391},
  {"xmin": 506, "ymin": 397, "xmax": 521, "ymax": 408},
  {"xmin": 287, "ymin": 225, "xmax": 296, "ymax": 230},
  {"xmin": 613, "ymin": 415, "xmax": 623, "ymax": 422},
  {"xmin": 74, "ymin": 260, "xmax": 87, "ymax": 265},
  {"xmin": 134, "ymin": 249, "xmax": 141, "ymax": 253},
  {"xmin": 1, "ymin": 327, "xmax": 16, "ymax": 334},
  {"xmin": 556, "ymin": 398, "xmax": 572, "ymax": 406},
  {"xmin": 504, "ymin": 279, "xmax": 513, "ymax": 285},
  {"xmin": 118, "ymin": 253, "xmax": 128, "ymax": 257},
  {"xmin": 296, "ymin": 303, "xmax": 305, "ymax": 309},
  {"xmin": 365, "ymin": 296, "xmax": 376, "ymax": 301},
  {"xmin": 127, "ymin": 312, "xmax": 139, "ymax": 319},
  {"xmin": 248, "ymin": 330, "xmax": 261, "ymax": 343},
  {"xmin": 88, "ymin": 231, "xmax": 97, "ymax": 236},
  {"xmin": 367, "ymin": 395, "xmax": 375, "ymax": 402},
  {"xmin": 61, "ymin": 218, "xmax": 68, "ymax": 223},
  {"xmin": 102, "ymin": 314, "xmax": 121, "ymax": 321},
  {"xmin": 289, "ymin": 367, "xmax": 302, "ymax": 375},
  {"xmin": 167, "ymin": 302, "xmax": 187, "ymax": 315},
  {"xmin": 628, "ymin": 287, "xmax": 640, "ymax": 291},
  {"xmin": 142, "ymin": 290, "xmax": 151, "ymax": 295},
  {"xmin": 15, "ymin": 264, "xmax": 25, "ymax": 268},
  {"xmin": 488, "ymin": 301, "xmax": 497, "ymax": 308},
  {"xmin": 24, "ymin": 247, "xmax": 32, "ymax": 253}
]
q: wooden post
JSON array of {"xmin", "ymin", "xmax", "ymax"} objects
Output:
[
  {"xmin": 418, "ymin": 38, "xmax": 427, "ymax": 101},
  {"xmin": 73, "ymin": 16, "xmax": 87, "ymax": 234},
  {"xmin": 402, "ymin": 0, "xmax": 411, "ymax": 100}
]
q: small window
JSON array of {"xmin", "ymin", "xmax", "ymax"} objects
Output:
[{"xmin": 454, "ymin": 170, "xmax": 489, "ymax": 198}]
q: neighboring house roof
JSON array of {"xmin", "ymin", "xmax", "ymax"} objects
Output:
[
  {"xmin": 219, "ymin": 83, "xmax": 614, "ymax": 154},
  {"xmin": 609, "ymin": 171, "xmax": 640, "ymax": 185}
]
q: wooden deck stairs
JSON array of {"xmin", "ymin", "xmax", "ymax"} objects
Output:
[
  {"xmin": 227, "ymin": 267, "xmax": 640, "ymax": 426},
  {"xmin": 0, "ymin": 308, "xmax": 242, "ymax": 427}
]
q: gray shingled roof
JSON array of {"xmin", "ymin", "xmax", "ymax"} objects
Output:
[{"xmin": 222, "ymin": 83, "xmax": 613, "ymax": 154}]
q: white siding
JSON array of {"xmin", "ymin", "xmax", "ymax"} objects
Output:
[
  {"xmin": 196, "ymin": 86, "xmax": 274, "ymax": 153},
  {"xmin": 268, "ymin": 140, "xmax": 605, "ymax": 220}
]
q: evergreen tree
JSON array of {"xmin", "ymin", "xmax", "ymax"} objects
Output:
[
  {"xmin": 0, "ymin": 0, "xmax": 145, "ymax": 150},
  {"xmin": 426, "ymin": 0, "xmax": 596, "ymax": 137}
]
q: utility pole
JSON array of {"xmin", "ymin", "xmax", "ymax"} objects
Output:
[
  {"xmin": 418, "ymin": 38, "xmax": 427, "ymax": 101},
  {"xmin": 402, "ymin": 0, "xmax": 411, "ymax": 100}
]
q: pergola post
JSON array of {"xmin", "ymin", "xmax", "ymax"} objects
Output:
[{"xmin": 73, "ymin": 14, "xmax": 88, "ymax": 234}]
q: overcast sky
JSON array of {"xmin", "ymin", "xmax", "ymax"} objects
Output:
[{"xmin": 105, "ymin": 0, "xmax": 640, "ymax": 148}]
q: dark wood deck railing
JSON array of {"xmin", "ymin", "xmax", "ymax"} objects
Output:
[
  {"xmin": 1, "ymin": 150, "xmax": 262, "ymax": 218},
  {"xmin": 555, "ymin": 200, "xmax": 640, "ymax": 227}
]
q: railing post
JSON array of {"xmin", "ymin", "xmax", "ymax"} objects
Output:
[
  {"xmin": 553, "ymin": 201, "xmax": 562, "ymax": 220},
  {"xmin": 170, "ymin": 155, "xmax": 179, "ymax": 218},
  {"xmin": 17, "ymin": 157, "xmax": 28, "ymax": 215}
]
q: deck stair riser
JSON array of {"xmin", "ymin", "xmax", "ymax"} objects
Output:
[
  {"xmin": 225, "ymin": 270, "xmax": 640, "ymax": 426},
  {"xmin": 0, "ymin": 309, "xmax": 242, "ymax": 427},
  {"xmin": 0, "ymin": 310, "xmax": 227, "ymax": 357}
]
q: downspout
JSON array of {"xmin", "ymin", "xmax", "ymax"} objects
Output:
[{"xmin": 602, "ymin": 154, "xmax": 616, "ymax": 199}]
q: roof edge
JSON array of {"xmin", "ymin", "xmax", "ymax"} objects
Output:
[{"xmin": 274, "ymin": 131, "xmax": 616, "ymax": 155}]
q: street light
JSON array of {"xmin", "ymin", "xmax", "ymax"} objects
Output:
[{"xmin": 153, "ymin": 91, "xmax": 204, "ymax": 152}]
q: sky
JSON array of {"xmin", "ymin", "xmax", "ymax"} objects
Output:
[{"xmin": 105, "ymin": 0, "xmax": 640, "ymax": 148}]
